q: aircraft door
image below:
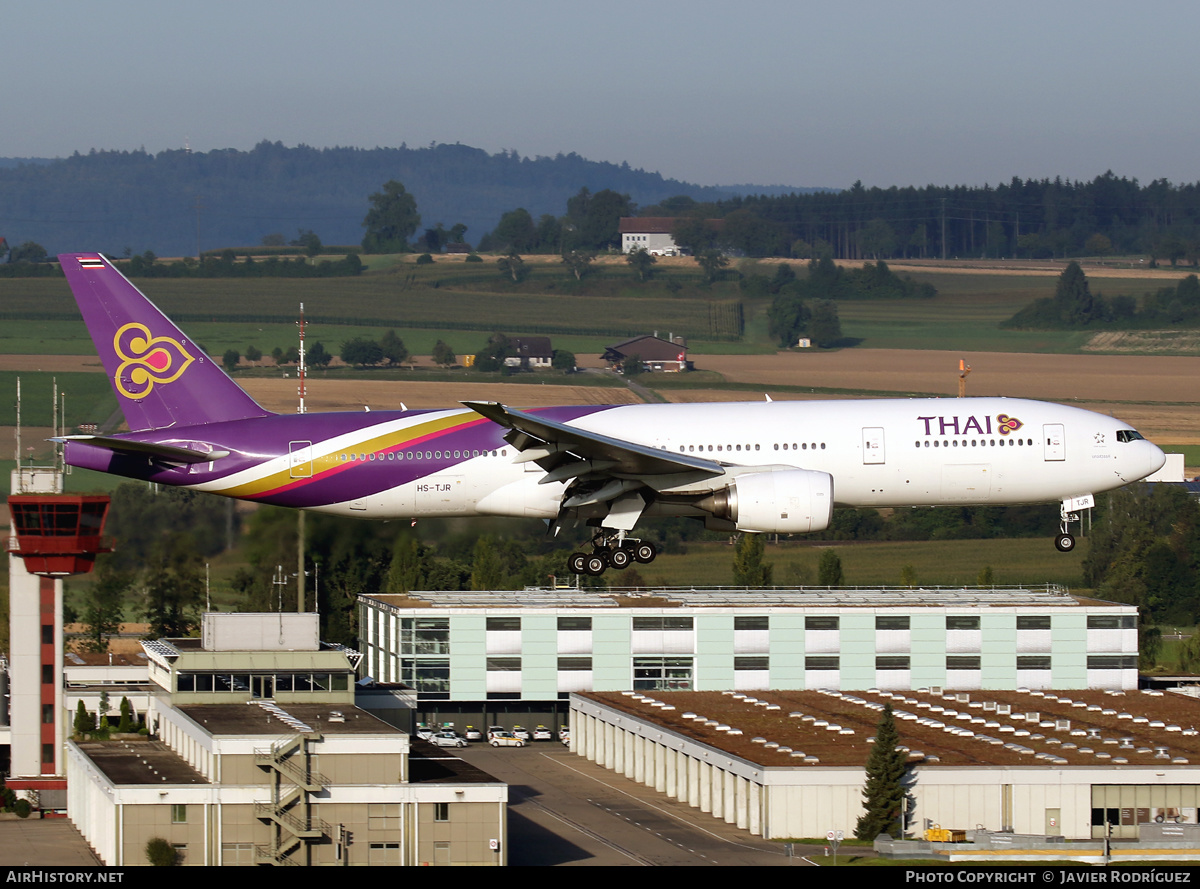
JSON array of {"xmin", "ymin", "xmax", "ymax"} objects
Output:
[
  {"xmin": 289, "ymin": 441, "xmax": 313, "ymax": 478},
  {"xmin": 1043, "ymin": 424, "xmax": 1066, "ymax": 461},
  {"xmin": 862, "ymin": 427, "xmax": 885, "ymax": 464}
]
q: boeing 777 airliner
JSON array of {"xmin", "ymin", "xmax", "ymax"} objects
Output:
[{"xmin": 55, "ymin": 253, "xmax": 1166, "ymax": 574}]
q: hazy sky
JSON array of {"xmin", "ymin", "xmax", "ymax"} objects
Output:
[{"xmin": 4, "ymin": 1, "xmax": 1196, "ymax": 189}]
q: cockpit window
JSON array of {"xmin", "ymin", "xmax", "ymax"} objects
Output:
[{"xmin": 1116, "ymin": 430, "xmax": 1144, "ymax": 443}]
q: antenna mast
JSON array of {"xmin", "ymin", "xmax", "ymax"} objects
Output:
[
  {"xmin": 14, "ymin": 376, "xmax": 20, "ymax": 469},
  {"xmin": 296, "ymin": 303, "xmax": 307, "ymax": 613},
  {"xmin": 297, "ymin": 302, "xmax": 306, "ymax": 416}
]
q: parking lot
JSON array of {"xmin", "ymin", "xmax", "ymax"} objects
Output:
[{"xmin": 455, "ymin": 740, "xmax": 821, "ymax": 866}]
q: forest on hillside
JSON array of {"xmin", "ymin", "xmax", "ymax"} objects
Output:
[
  {"xmin": 0, "ymin": 142, "xmax": 805, "ymax": 258},
  {"xmin": 627, "ymin": 174, "xmax": 1200, "ymax": 262}
]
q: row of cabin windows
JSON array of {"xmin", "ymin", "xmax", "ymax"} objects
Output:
[
  {"xmin": 678, "ymin": 442, "xmax": 826, "ymax": 454},
  {"xmin": 341, "ymin": 448, "xmax": 507, "ymax": 462},
  {"xmin": 914, "ymin": 438, "xmax": 1035, "ymax": 448}
]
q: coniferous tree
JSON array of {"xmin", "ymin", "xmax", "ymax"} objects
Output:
[
  {"xmin": 470, "ymin": 536, "xmax": 506, "ymax": 590},
  {"xmin": 74, "ymin": 701, "xmax": 91, "ymax": 735},
  {"xmin": 817, "ymin": 549, "xmax": 844, "ymax": 586},
  {"xmin": 385, "ymin": 534, "xmax": 422, "ymax": 595},
  {"xmin": 1054, "ymin": 261, "xmax": 1100, "ymax": 325},
  {"xmin": 379, "ymin": 330, "xmax": 409, "ymax": 366},
  {"xmin": 82, "ymin": 561, "xmax": 130, "ymax": 653},
  {"xmin": 118, "ymin": 697, "xmax": 135, "ymax": 734},
  {"xmin": 808, "ymin": 300, "xmax": 842, "ymax": 347},
  {"xmin": 855, "ymin": 704, "xmax": 907, "ymax": 840},
  {"xmin": 733, "ymin": 533, "xmax": 773, "ymax": 586}
]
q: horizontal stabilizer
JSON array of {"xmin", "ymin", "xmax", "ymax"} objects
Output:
[{"xmin": 54, "ymin": 435, "xmax": 229, "ymax": 464}]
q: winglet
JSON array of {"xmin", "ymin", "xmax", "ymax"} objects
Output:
[{"xmin": 58, "ymin": 253, "xmax": 272, "ymax": 431}]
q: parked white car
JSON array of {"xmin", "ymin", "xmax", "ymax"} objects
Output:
[
  {"xmin": 430, "ymin": 731, "xmax": 468, "ymax": 748},
  {"xmin": 532, "ymin": 725, "xmax": 553, "ymax": 741},
  {"xmin": 489, "ymin": 731, "xmax": 526, "ymax": 748}
]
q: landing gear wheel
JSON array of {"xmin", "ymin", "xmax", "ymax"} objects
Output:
[
  {"xmin": 634, "ymin": 541, "xmax": 657, "ymax": 564},
  {"xmin": 1055, "ymin": 534, "xmax": 1076, "ymax": 553},
  {"xmin": 609, "ymin": 548, "xmax": 633, "ymax": 570},
  {"xmin": 568, "ymin": 552, "xmax": 588, "ymax": 574},
  {"xmin": 584, "ymin": 554, "xmax": 608, "ymax": 576}
]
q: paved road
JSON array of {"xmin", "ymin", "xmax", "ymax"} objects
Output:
[{"xmin": 458, "ymin": 741, "xmax": 820, "ymax": 866}]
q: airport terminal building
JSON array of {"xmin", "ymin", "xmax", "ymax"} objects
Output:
[{"xmin": 357, "ymin": 585, "xmax": 1139, "ymax": 731}]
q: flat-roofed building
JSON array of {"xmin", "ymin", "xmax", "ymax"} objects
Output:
[
  {"xmin": 67, "ymin": 613, "xmax": 507, "ymax": 866},
  {"xmin": 357, "ymin": 585, "xmax": 1139, "ymax": 734},
  {"xmin": 571, "ymin": 685, "xmax": 1200, "ymax": 842}
]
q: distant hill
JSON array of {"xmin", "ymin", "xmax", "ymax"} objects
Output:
[
  {"xmin": 713, "ymin": 183, "xmax": 834, "ymax": 197},
  {"xmin": 0, "ymin": 142, "xmax": 825, "ymax": 257}
]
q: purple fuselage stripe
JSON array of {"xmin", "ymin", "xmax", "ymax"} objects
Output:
[{"xmin": 64, "ymin": 404, "xmax": 617, "ymax": 507}]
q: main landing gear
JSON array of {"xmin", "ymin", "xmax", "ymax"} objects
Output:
[{"xmin": 568, "ymin": 532, "xmax": 657, "ymax": 576}]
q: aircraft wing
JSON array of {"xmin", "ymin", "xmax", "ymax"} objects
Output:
[
  {"xmin": 53, "ymin": 435, "xmax": 230, "ymax": 464},
  {"xmin": 462, "ymin": 401, "xmax": 724, "ymax": 482}
]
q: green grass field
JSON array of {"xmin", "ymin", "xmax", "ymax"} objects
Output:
[
  {"xmin": 628, "ymin": 537, "xmax": 1087, "ymax": 589},
  {"xmin": 0, "ymin": 371, "xmax": 118, "ymax": 427},
  {"xmin": 1, "ymin": 261, "xmax": 1186, "ymax": 360}
]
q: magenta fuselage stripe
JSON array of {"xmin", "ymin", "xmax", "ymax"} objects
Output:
[{"xmin": 243, "ymin": 416, "xmax": 494, "ymax": 501}]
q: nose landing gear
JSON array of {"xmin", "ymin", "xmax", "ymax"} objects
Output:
[{"xmin": 1054, "ymin": 495, "xmax": 1094, "ymax": 552}]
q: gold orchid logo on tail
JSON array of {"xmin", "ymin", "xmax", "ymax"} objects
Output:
[{"xmin": 112, "ymin": 323, "xmax": 195, "ymax": 398}]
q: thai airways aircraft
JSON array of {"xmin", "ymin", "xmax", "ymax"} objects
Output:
[{"xmin": 56, "ymin": 253, "xmax": 1165, "ymax": 574}]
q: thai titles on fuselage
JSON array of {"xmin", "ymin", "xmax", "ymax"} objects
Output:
[{"xmin": 915, "ymin": 414, "xmax": 1024, "ymax": 437}]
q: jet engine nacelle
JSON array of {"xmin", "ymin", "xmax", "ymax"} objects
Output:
[{"xmin": 699, "ymin": 469, "xmax": 833, "ymax": 534}]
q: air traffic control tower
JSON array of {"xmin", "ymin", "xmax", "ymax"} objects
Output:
[{"xmin": 6, "ymin": 463, "xmax": 110, "ymax": 806}]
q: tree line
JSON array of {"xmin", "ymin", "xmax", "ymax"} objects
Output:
[
  {"xmin": 1005, "ymin": 261, "xmax": 1200, "ymax": 329},
  {"xmin": 1084, "ymin": 483, "xmax": 1200, "ymax": 629},
  {"xmin": 632, "ymin": 173, "xmax": 1200, "ymax": 261},
  {"xmin": 0, "ymin": 140, "xmax": 751, "ymax": 257}
]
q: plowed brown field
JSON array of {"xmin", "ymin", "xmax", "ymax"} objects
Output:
[
  {"xmin": 697, "ymin": 350, "xmax": 1200, "ymax": 403},
  {"xmin": 239, "ymin": 378, "xmax": 640, "ymax": 412},
  {"xmin": 5, "ymin": 348, "xmax": 1194, "ymax": 444}
]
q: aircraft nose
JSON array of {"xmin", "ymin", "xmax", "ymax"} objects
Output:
[{"xmin": 1147, "ymin": 441, "xmax": 1167, "ymax": 476}]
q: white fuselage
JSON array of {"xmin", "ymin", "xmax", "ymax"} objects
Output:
[{"xmin": 298, "ymin": 397, "xmax": 1164, "ymax": 521}]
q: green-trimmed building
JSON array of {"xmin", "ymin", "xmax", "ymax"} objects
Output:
[{"xmin": 357, "ymin": 586, "xmax": 1138, "ymax": 733}]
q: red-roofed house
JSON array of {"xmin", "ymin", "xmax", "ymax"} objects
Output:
[{"xmin": 603, "ymin": 334, "xmax": 689, "ymax": 372}]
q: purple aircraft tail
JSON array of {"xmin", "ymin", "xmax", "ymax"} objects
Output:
[{"xmin": 59, "ymin": 253, "xmax": 273, "ymax": 431}]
